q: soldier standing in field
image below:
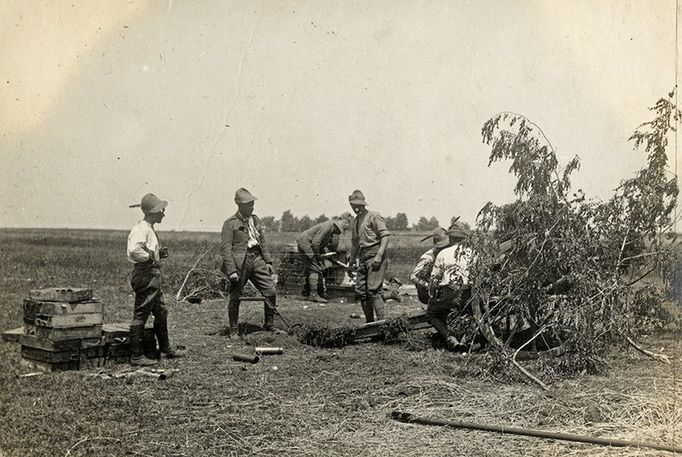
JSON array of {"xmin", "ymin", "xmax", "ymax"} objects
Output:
[
  {"xmin": 347, "ymin": 190, "xmax": 390, "ymax": 323},
  {"xmin": 296, "ymin": 216, "xmax": 350, "ymax": 303},
  {"xmin": 220, "ymin": 188, "xmax": 277, "ymax": 338},
  {"xmin": 127, "ymin": 193, "xmax": 184, "ymax": 366}
]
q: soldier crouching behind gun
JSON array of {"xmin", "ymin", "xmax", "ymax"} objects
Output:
[
  {"xmin": 427, "ymin": 221, "xmax": 473, "ymax": 351},
  {"xmin": 410, "ymin": 226, "xmax": 451, "ymax": 304}
]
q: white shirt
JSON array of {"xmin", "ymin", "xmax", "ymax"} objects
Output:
[
  {"xmin": 430, "ymin": 244, "xmax": 472, "ymax": 289},
  {"xmin": 410, "ymin": 248, "xmax": 437, "ymax": 288},
  {"xmin": 246, "ymin": 216, "xmax": 260, "ymax": 248},
  {"xmin": 127, "ymin": 220, "xmax": 159, "ymax": 264}
]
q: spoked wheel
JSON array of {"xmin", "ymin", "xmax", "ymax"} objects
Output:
[{"xmin": 471, "ymin": 289, "xmax": 566, "ymax": 359}]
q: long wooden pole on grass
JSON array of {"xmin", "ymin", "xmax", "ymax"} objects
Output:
[{"xmin": 391, "ymin": 412, "xmax": 682, "ymax": 454}]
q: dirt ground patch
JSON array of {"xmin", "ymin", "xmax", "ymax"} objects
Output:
[
  {"xmin": 0, "ymin": 229, "xmax": 680, "ymax": 456},
  {"xmin": 1, "ymin": 296, "xmax": 681, "ymax": 457}
]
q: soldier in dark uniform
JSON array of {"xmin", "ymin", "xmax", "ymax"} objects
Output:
[
  {"xmin": 347, "ymin": 190, "xmax": 390, "ymax": 323},
  {"xmin": 220, "ymin": 188, "xmax": 277, "ymax": 338},
  {"xmin": 296, "ymin": 217, "xmax": 349, "ymax": 303}
]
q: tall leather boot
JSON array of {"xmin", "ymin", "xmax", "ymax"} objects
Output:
[
  {"xmin": 130, "ymin": 324, "xmax": 157, "ymax": 366},
  {"xmin": 361, "ymin": 300, "xmax": 375, "ymax": 323},
  {"xmin": 155, "ymin": 319, "xmax": 184, "ymax": 358},
  {"xmin": 317, "ymin": 274, "xmax": 328, "ymax": 300},
  {"xmin": 370, "ymin": 294, "xmax": 386, "ymax": 321},
  {"xmin": 308, "ymin": 272, "xmax": 328, "ymax": 303},
  {"xmin": 302, "ymin": 275, "xmax": 311, "ymax": 298},
  {"xmin": 228, "ymin": 298, "xmax": 240, "ymax": 337},
  {"xmin": 263, "ymin": 295, "xmax": 276, "ymax": 331}
]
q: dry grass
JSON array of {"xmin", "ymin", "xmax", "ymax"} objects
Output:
[{"xmin": 0, "ymin": 229, "xmax": 680, "ymax": 456}]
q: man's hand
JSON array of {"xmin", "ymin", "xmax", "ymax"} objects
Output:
[
  {"xmin": 370, "ymin": 255, "xmax": 383, "ymax": 271},
  {"xmin": 266, "ymin": 263, "xmax": 275, "ymax": 276},
  {"xmin": 159, "ymin": 247, "xmax": 169, "ymax": 259},
  {"xmin": 228, "ymin": 273, "xmax": 240, "ymax": 283},
  {"xmin": 142, "ymin": 245, "xmax": 155, "ymax": 259}
]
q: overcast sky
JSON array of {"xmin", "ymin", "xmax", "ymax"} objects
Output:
[{"xmin": 0, "ymin": 1, "xmax": 678, "ymax": 231}]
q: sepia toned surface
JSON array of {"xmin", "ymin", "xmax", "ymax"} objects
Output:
[
  {"xmin": 0, "ymin": 2, "xmax": 680, "ymax": 456},
  {"xmin": 0, "ymin": 1, "xmax": 678, "ymax": 230}
]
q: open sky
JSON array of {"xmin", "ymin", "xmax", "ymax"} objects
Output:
[{"xmin": 0, "ymin": 1, "xmax": 678, "ymax": 231}]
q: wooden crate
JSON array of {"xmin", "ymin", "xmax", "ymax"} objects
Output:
[
  {"xmin": 20, "ymin": 352, "xmax": 109, "ymax": 372},
  {"xmin": 102, "ymin": 323, "xmax": 155, "ymax": 343},
  {"xmin": 326, "ymin": 284, "xmax": 356, "ymax": 301},
  {"xmin": 21, "ymin": 345, "xmax": 105, "ymax": 364},
  {"xmin": 2, "ymin": 326, "xmax": 23, "ymax": 343},
  {"xmin": 102, "ymin": 323, "xmax": 158, "ymax": 361},
  {"xmin": 32, "ymin": 313, "xmax": 103, "ymax": 328},
  {"xmin": 107, "ymin": 340, "xmax": 158, "ymax": 360},
  {"xmin": 19, "ymin": 333, "xmax": 102, "ymax": 351},
  {"xmin": 20, "ymin": 337, "xmax": 157, "ymax": 370},
  {"xmin": 29, "ymin": 288, "xmax": 93, "ymax": 303},
  {"xmin": 23, "ymin": 299, "xmax": 102, "ymax": 323},
  {"xmin": 23, "ymin": 323, "xmax": 102, "ymax": 341}
]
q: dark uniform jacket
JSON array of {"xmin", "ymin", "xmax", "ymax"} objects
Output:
[
  {"xmin": 296, "ymin": 220, "xmax": 339, "ymax": 258},
  {"xmin": 220, "ymin": 212, "xmax": 273, "ymax": 276}
]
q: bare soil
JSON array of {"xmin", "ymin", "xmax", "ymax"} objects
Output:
[{"xmin": 0, "ymin": 229, "xmax": 679, "ymax": 456}]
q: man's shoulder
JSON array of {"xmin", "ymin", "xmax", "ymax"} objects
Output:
[
  {"xmin": 129, "ymin": 220, "xmax": 148, "ymax": 234},
  {"xmin": 221, "ymin": 214, "xmax": 241, "ymax": 232},
  {"xmin": 302, "ymin": 222, "xmax": 321, "ymax": 234},
  {"xmin": 223, "ymin": 212, "xmax": 240, "ymax": 223},
  {"xmin": 319, "ymin": 220, "xmax": 335, "ymax": 230},
  {"xmin": 436, "ymin": 245, "xmax": 459, "ymax": 258}
]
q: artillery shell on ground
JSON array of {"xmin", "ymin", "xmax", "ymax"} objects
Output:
[
  {"xmin": 255, "ymin": 347, "xmax": 284, "ymax": 355},
  {"xmin": 232, "ymin": 353, "xmax": 259, "ymax": 364}
]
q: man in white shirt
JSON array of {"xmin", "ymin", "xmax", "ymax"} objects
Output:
[
  {"xmin": 428, "ymin": 221, "xmax": 473, "ymax": 350},
  {"xmin": 410, "ymin": 227, "xmax": 450, "ymax": 304},
  {"xmin": 127, "ymin": 193, "xmax": 184, "ymax": 366}
]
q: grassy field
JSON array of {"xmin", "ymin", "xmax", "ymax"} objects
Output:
[{"xmin": 0, "ymin": 228, "xmax": 680, "ymax": 457}]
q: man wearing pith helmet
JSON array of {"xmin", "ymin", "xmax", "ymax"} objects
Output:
[
  {"xmin": 127, "ymin": 193, "xmax": 184, "ymax": 366},
  {"xmin": 220, "ymin": 188, "xmax": 277, "ymax": 337},
  {"xmin": 347, "ymin": 189, "xmax": 390, "ymax": 323}
]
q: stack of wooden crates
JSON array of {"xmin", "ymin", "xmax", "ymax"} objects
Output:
[{"xmin": 15, "ymin": 287, "xmax": 157, "ymax": 371}]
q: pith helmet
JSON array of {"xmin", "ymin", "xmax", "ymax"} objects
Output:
[
  {"xmin": 332, "ymin": 218, "xmax": 348, "ymax": 232},
  {"xmin": 338, "ymin": 211, "xmax": 353, "ymax": 223},
  {"xmin": 234, "ymin": 187, "xmax": 257, "ymax": 204},
  {"xmin": 348, "ymin": 189, "xmax": 367, "ymax": 205},
  {"xmin": 421, "ymin": 227, "xmax": 450, "ymax": 248},
  {"xmin": 129, "ymin": 193, "xmax": 168, "ymax": 215}
]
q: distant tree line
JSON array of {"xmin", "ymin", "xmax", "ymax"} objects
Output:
[{"xmin": 259, "ymin": 211, "xmax": 469, "ymax": 232}]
